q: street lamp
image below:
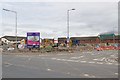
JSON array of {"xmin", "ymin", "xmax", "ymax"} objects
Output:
[
  {"xmin": 67, "ymin": 8, "xmax": 75, "ymax": 48},
  {"xmin": 3, "ymin": 8, "xmax": 18, "ymax": 49},
  {"xmin": 113, "ymin": 27, "xmax": 117, "ymax": 44}
]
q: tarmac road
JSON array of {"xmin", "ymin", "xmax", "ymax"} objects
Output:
[{"xmin": 2, "ymin": 50, "xmax": 119, "ymax": 78}]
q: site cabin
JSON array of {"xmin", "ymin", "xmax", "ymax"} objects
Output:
[{"xmin": 27, "ymin": 32, "xmax": 40, "ymax": 50}]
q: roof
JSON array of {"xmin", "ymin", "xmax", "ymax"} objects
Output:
[
  {"xmin": 99, "ymin": 35, "xmax": 119, "ymax": 40},
  {"xmin": 1, "ymin": 36, "xmax": 26, "ymax": 41},
  {"xmin": 58, "ymin": 37, "xmax": 67, "ymax": 40},
  {"xmin": 70, "ymin": 36, "xmax": 98, "ymax": 40},
  {"xmin": 43, "ymin": 38, "xmax": 53, "ymax": 39}
]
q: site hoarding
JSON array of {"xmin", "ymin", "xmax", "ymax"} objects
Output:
[{"xmin": 27, "ymin": 32, "xmax": 40, "ymax": 48}]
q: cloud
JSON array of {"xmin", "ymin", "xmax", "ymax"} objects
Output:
[
  {"xmin": 1, "ymin": 2, "xmax": 118, "ymax": 38},
  {"xmin": 0, "ymin": 0, "xmax": 119, "ymax": 2}
]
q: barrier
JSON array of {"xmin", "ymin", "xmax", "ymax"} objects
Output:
[{"xmin": 96, "ymin": 46, "xmax": 120, "ymax": 50}]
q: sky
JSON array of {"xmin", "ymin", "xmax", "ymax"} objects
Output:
[{"xmin": 0, "ymin": 1, "xmax": 118, "ymax": 38}]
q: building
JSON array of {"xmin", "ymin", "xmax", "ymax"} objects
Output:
[
  {"xmin": 1, "ymin": 36, "xmax": 26, "ymax": 44},
  {"xmin": 0, "ymin": 38, "xmax": 1, "ymax": 46},
  {"xmin": 70, "ymin": 36, "xmax": 99, "ymax": 44},
  {"xmin": 58, "ymin": 35, "xmax": 120, "ymax": 46},
  {"xmin": 58, "ymin": 37, "xmax": 67, "ymax": 44},
  {"xmin": 98, "ymin": 35, "xmax": 120, "ymax": 43},
  {"xmin": 58, "ymin": 36, "xmax": 98, "ymax": 46}
]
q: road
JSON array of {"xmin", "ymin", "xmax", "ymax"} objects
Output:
[{"xmin": 2, "ymin": 50, "xmax": 119, "ymax": 78}]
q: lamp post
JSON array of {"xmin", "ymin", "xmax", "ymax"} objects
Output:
[
  {"xmin": 67, "ymin": 8, "xmax": 75, "ymax": 48},
  {"xmin": 3, "ymin": 8, "xmax": 17, "ymax": 49},
  {"xmin": 113, "ymin": 27, "xmax": 117, "ymax": 44}
]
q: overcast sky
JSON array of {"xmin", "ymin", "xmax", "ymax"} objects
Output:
[{"xmin": 0, "ymin": 2, "xmax": 118, "ymax": 38}]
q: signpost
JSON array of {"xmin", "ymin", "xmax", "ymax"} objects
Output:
[{"xmin": 27, "ymin": 32, "xmax": 40, "ymax": 49}]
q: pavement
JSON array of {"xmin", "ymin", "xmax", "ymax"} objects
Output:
[{"xmin": 2, "ymin": 50, "xmax": 119, "ymax": 78}]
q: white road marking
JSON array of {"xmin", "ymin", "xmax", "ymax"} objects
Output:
[
  {"xmin": 84, "ymin": 74, "xmax": 89, "ymax": 77},
  {"xmin": 70, "ymin": 56, "xmax": 84, "ymax": 59},
  {"xmin": 106, "ymin": 63, "xmax": 113, "ymax": 65},
  {"xmin": 115, "ymin": 73, "xmax": 118, "ymax": 75},
  {"xmin": 18, "ymin": 55, "xmax": 29, "ymax": 57},
  {"xmin": 66, "ymin": 60, "xmax": 74, "ymax": 62},
  {"xmin": 93, "ymin": 59, "xmax": 98, "ymax": 61},
  {"xmin": 57, "ymin": 54, "xmax": 64, "ymax": 55},
  {"xmin": 62, "ymin": 59, "xmax": 68, "ymax": 61},
  {"xmin": 80, "ymin": 61, "xmax": 87, "ymax": 63},
  {"xmin": 97, "ymin": 62, "xmax": 103, "ymax": 64},
  {"xmin": 57, "ymin": 59, "xmax": 61, "ymax": 60},
  {"xmin": 4, "ymin": 62, "xmax": 13, "ymax": 67},
  {"xmin": 67, "ymin": 72, "xmax": 70, "ymax": 74},
  {"xmin": 80, "ymin": 56, "xmax": 84, "ymax": 58},
  {"xmin": 61, "ymin": 59, "xmax": 66, "ymax": 61},
  {"xmin": 83, "ymin": 73, "xmax": 96, "ymax": 78},
  {"xmin": 74, "ymin": 61, "xmax": 79, "ymax": 62},
  {"xmin": 100, "ymin": 57, "xmax": 106, "ymax": 61},
  {"xmin": 47, "ymin": 68, "xmax": 52, "ymax": 71},
  {"xmin": 51, "ymin": 58, "xmax": 56, "ymax": 60},
  {"xmin": 88, "ymin": 62, "xmax": 95, "ymax": 64},
  {"xmin": 70, "ymin": 57, "xmax": 78, "ymax": 59},
  {"xmin": 110, "ymin": 55, "xmax": 115, "ymax": 57},
  {"xmin": 50, "ymin": 57, "xmax": 80, "ymax": 63}
]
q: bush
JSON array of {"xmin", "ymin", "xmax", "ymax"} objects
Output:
[{"xmin": 45, "ymin": 46, "xmax": 53, "ymax": 52}]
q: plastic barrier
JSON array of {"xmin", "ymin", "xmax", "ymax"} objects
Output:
[
  {"xmin": 101, "ymin": 46, "xmax": 115, "ymax": 50},
  {"xmin": 95, "ymin": 46, "xmax": 119, "ymax": 51}
]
